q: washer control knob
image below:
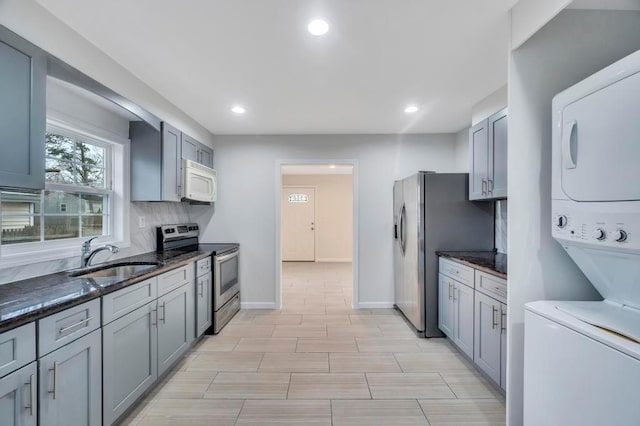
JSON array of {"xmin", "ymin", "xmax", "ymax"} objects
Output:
[
  {"xmin": 613, "ymin": 230, "xmax": 628, "ymax": 242},
  {"xmin": 593, "ymin": 229, "xmax": 606, "ymax": 241},
  {"xmin": 556, "ymin": 215, "xmax": 568, "ymax": 228}
]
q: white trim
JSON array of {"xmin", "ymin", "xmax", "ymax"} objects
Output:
[
  {"xmin": 275, "ymin": 159, "xmax": 359, "ymax": 309},
  {"xmin": 316, "ymin": 258, "xmax": 352, "ymax": 263},
  {"xmin": 357, "ymin": 302, "xmax": 396, "ymax": 309},
  {"xmin": 241, "ymin": 302, "xmax": 278, "ymax": 310},
  {"xmin": 281, "ymin": 185, "xmax": 317, "ymax": 262}
]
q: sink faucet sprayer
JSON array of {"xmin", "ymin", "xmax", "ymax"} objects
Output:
[{"xmin": 80, "ymin": 237, "xmax": 120, "ymax": 268}]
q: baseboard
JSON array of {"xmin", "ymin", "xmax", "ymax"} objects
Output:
[
  {"xmin": 315, "ymin": 258, "xmax": 352, "ymax": 263},
  {"xmin": 240, "ymin": 302, "xmax": 278, "ymax": 309},
  {"xmin": 357, "ymin": 302, "xmax": 395, "ymax": 309}
]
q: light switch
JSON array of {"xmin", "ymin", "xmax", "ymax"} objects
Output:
[{"xmin": 138, "ymin": 216, "xmax": 146, "ymax": 228}]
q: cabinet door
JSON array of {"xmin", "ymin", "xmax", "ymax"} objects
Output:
[
  {"xmin": 198, "ymin": 144, "xmax": 214, "ymax": 169},
  {"xmin": 0, "ymin": 362, "xmax": 37, "ymax": 426},
  {"xmin": 487, "ymin": 108, "xmax": 508, "ymax": 199},
  {"xmin": 196, "ymin": 272, "xmax": 213, "ymax": 337},
  {"xmin": 181, "ymin": 133, "xmax": 198, "ymax": 162},
  {"xmin": 469, "ymin": 119, "xmax": 489, "ymax": 200},
  {"xmin": 39, "ymin": 329, "xmax": 101, "ymax": 426},
  {"xmin": 438, "ymin": 274, "xmax": 453, "ymax": 337},
  {"xmin": 157, "ymin": 283, "xmax": 194, "ymax": 377},
  {"xmin": 0, "ymin": 28, "xmax": 46, "ymax": 190},
  {"xmin": 452, "ymin": 283, "xmax": 474, "ymax": 359},
  {"xmin": 103, "ymin": 302, "xmax": 157, "ymax": 426},
  {"xmin": 161, "ymin": 122, "xmax": 181, "ymax": 202},
  {"xmin": 500, "ymin": 303, "xmax": 507, "ymax": 391},
  {"xmin": 473, "ymin": 291, "xmax": 501, "ymax": 384}
]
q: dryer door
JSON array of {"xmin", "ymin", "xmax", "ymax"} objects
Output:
[{"xmin": 560, "ymin": 70, "xmax": 640, "ymax": 202}]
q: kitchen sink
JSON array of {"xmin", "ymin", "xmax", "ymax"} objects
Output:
[{"xmin": 70, "ymin": 262, "xmax": 161, "ymax": 279}]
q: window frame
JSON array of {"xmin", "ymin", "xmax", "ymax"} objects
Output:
[{"xmin": 0, "ymin": 117, "xmax": 130, "ymax": 267}]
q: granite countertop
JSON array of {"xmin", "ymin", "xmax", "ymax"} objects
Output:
[
  {"xmin": 437, "ymin": 251, "xmax": 507, "ymax": 279},
  {"xmin": 0, "ymin": 243, "xmax": 238, "ymax": 333}
]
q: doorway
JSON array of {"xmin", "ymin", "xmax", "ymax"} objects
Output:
[{"xmin": 276, "ymin": 162, "xmax": 357, "ymax": 309}]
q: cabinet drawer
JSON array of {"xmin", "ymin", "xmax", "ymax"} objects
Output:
[
  {"xmin": 38, "ymin": 299, "xmax": 100, "ymax": 357},
  {"xmin": 475, "ymin": 270, "xmax": 507, "ymax": 304},
  {"xmin": 0, "ymin": 322, "xmax": 35, "ymax": 379},
  {"xmin": 196, "ymin": 257, "xmax": 211, "ymax": 277},
  {"xmin": 102, "ymin": 278, "xmax": 158, "ymax": 325},
  {"xmin": 439, "ymin": 257, "xmax": 475, "ymax": 288},
  {"xmin": 157, "ymin": 265, "xmax": 193, "ymax": 297}
]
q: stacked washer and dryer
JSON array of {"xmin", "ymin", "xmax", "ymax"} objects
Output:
[{"xmin": 524, "ymin": 49, "xmax": 640, "ymax": 425}]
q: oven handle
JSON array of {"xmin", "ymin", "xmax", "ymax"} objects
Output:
[{"xmin": 215, "ymin": 249, "xmax": 239, "ymax": 263}]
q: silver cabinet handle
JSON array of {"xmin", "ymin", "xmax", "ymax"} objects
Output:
[
  {"xmin": 151, "ymin": 308, "xmax": 157, "ymax": 326},
  {"xmin": 482, "ymin": 178, "xmax": 487, "ymax": 195},
  {"xmin": 501, "ymin": 309, "xmax": 507, "ymax": 333},
  {"xmin": 49, "ymin": 362, "xmax": 59, "ymax": 399},
  {"xmin": 159, "ymin": 303, "xmax": 166, "ymax": 324},
  {"xmin": 453, "ymin": 286, "xmax": 458, "ymax": 302},
  {"xmin": 448, "ymin": 283, "xmax": 452, "ymax": 300},
  {"xmin": 59, "ymin": 316, "xmax": 93, "ymax": 335},
  {"xmin": 198, "ymin": 280, "xmax": 204, "ymax": 297},
  {"xmin": 492, "ymin": 306, "xmax": 499, "ymax": 329},
  {"xmin": 487, "ymin": 179, "xmax": 494, "ymax": 193},
  {"xmin": 25, "ymin": 374, "xmax": 36, "ymax": 414}
]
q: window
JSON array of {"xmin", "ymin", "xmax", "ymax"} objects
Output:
[
  {"xmin": 288, "ymin": 193, "xmax": 309, "ymax": 203},
  {"xmin": 0, "ymin": 130, "xmax": 111, "ymax": 245}
]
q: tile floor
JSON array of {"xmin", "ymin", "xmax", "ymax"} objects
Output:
[{"xmin": 122, "ymin": 262, "xmax": 506, "ymax": 425}]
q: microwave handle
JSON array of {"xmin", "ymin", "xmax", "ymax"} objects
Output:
[{"xmin": 562, "ymin": 120, "xmax": 578, "ymax": 169}]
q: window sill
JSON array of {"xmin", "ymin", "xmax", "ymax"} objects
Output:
[{"xmin": 0, "ymin": 238, "xmax": 131, "ymax": 270}]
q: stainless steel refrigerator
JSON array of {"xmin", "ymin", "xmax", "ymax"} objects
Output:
[{"xmin": 393, "ymin": 172, "xmax": 494, "ymax": 337}]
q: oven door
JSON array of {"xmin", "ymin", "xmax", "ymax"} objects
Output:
[{"xmin": 214, "ymin": 249, "xmax": 239, "ymax": 310}]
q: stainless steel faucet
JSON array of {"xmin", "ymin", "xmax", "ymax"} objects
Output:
[{"xmin": 80, "ymin": 237, "xmax": 120, "ymax": 268}]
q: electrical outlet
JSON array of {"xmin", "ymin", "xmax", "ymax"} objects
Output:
[{"xmin": 138, "ymin": 216, "xmax": 146, "ymax": 228}]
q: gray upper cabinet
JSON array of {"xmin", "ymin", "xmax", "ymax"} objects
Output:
[
  {"xmin": 469, "ymin": 108, "xmax": 508, "ymax": 200},
  {"xmin": 103, "ymin": 301, "xmax": 157, "ymax": 426},
  {"xmin": 469, "ymin": 119, "xmax": 489, "ymax": 200},
  {"xmin": 181, "ymin": 133, "xmax": 214, "ymax": 169},
  {"xmin": 157, "ymin": 283, "xmax": 194, "ymax": 377},
  {"xmin": 0, "ymin": 27, "xmax": 46, "ymax": 190},
  {"xmin": 39, "ymin": 329, "xmax": 102, "ymax": 426},
  {"xmin": 0, "ymin": 362, "xmax": 37, "ymax": 426},
  {"xmin": 130, "ymin": 121, "xmax": 182, "ymax": 202}
]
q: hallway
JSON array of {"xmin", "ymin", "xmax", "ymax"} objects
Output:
[{"xmin": 123, "ymin": 262, "xmax": 505, "ymax": 425}]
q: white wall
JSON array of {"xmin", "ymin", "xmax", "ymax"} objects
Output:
[
  {"xmin": 454, "ymin": 127, "xmax": 469, "ymax": 172},
  {"xmin": 471, "ymin": 85, "xmax": 508, "ymax": 126},
  {"xmin": 511, "ymin": 0, "xmax": 573, "ymax": 49},
  {"xmin": 507, "ymin": 9, "xmax": 640, "ymax": 424},
  {"xmin": 0, "ymin": 0, "xmax": 214, "ymax": 147},
  {"xmin": 282, "ymin": 174, "xmax": 353, "ymax": 262},
  {"xmin": 190, "ymin": 134, "xmax": 457, "ymax": 308}
]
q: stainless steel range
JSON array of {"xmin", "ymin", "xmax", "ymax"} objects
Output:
[{"xmin": 156, "ymin": 223, "xmax": 240, "ymax": 334}]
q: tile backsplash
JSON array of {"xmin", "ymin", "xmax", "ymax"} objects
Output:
[
  {"xmin": 0, "ymin": 201, "xmax": 195, "ymax": 285},
  {"xmin": 495, "ymin": 200, "xmax": 507, "ymax": 254}
]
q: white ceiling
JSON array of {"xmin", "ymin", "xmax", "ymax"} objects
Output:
[
  {"xmin": 37, "ymin": 0, "xmax": 515, "ymax": 135},
  {"xmin": 282, "ymin": 164, "xmax": 353, "ymax": 175}
]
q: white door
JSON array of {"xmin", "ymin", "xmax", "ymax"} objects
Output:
[{"xmin": 282, "ymin": 187, "xmax": 315, "ymax": 261}]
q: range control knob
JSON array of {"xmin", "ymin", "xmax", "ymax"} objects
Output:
[
  {"xmin": 593, "ymin": 229, "xmax": 606, "ymax": 241},
  {"xmin": 613, "ymin": 230, "xmax": 628, "ymax": 242},
  {"xmin": 556, "ymin": 215, "xmax": 568, "ymax": 228}
]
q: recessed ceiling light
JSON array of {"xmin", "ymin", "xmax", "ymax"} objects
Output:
[
  {"xmin": 404, "ymin": 105, "xmax": 419, "ymax": 114},
  {"xmin": 329, "ymin": 165, "xmax": 337, "ymax": 169},
  {"xmin": 231, "ymin": 106, "xmax": 246, "ymax": 114},
  {"xmin": 308, "ymin": 19, "xmax": 329, "ymax": 36}
]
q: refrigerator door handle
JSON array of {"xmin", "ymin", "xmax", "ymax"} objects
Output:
[{"xmin": 399, "ymin": 204, "xmax": 406, "ymax": 255}]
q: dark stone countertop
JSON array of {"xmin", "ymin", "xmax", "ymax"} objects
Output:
[
  {"xmin": 0, "ymin": 243, "xmax": 239, "ymax": 333},
  {"xmin": 437, "ymin": 251, "xmax": 507, "ymax": 279}
]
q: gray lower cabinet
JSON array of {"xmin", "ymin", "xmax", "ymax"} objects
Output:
[
  {"xmin": 103, "ymin": 302, "xmax": 157, "ymax": 426},
  {"xmin": 0, "ymin": 361, "xmax": 37, "ymax": 426},
  {"xmin": 157, "ymin": 283, "xmax": 194, "ymax": 377},
  {"xmin": 452, "ymin": 282, "xmax": 474, "ymax": 359},
  {"xmin": 39, "ymin": 329, "xmax": 102, "ymax": 426},
  {"xmin": 438, "ymin": 273, "xmax": 454, "ymax": 337},
  {"xmin": 196, "ymin": 272, "xmax": 213, "ymax": 337},
  {"xmin": 474, "ymin": 291, "xmax": 502, "ymax": 384},
  {"xmin": 0, "ymin": 27, "xmax": 46, "ymax": 190},
  {"xmin": 500, "ymin": 304, "xmax": 507, "ymax": 391}
]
